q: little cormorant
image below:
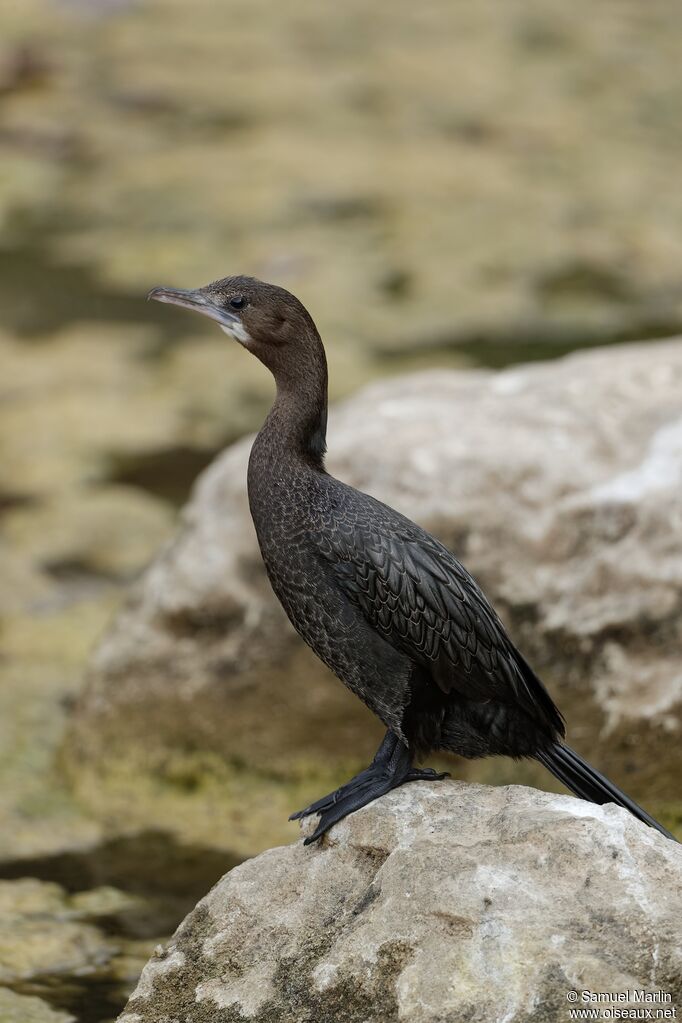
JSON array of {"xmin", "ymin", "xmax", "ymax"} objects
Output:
[{"xmin": 149, "ymin": 275, "xmax": 674, "ymax": 845}]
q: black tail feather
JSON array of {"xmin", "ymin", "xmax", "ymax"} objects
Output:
[{"xmin": 535, "ymin": 742, "xmax": 676, "ymax": 842}]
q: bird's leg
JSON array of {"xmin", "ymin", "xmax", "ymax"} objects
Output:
[{"xmin": 289, "ymin": 729, "xmax": 449, "ymax": 845}]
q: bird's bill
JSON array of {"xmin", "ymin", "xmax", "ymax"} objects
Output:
[{"xmin": 147, "ymin": 286, "xmax": 240, "ymax": 331}]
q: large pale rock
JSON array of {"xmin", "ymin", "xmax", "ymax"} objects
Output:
[
  {"xmin": 119, "ymin": 782, "xmax": 682, "ymax": 1023},
  {"xmin": 68, "ymin": 340, "xmax": 682, "ymax": 817}
]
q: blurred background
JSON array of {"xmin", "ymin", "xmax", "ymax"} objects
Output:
[{"xmin": 2, "ymin": 1, "xmax": 682, "ymax": 1020}]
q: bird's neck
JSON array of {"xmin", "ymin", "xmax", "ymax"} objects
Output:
[{"xmin": 252, "ymin": 342, "xmax": 329, "ymax": 471}]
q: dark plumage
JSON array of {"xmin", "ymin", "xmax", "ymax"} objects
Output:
[{"xmin": 149, "ymin": 275, "xmax": 675, "ymax": 844}]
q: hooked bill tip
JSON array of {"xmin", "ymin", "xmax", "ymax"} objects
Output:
[
  {"xmin": 147, "ymin": 286, "xmax": 174, "ymax": 303},
  {"xmin": 146, "ymin": 286, "xmax": 209, "ymax": 313}
]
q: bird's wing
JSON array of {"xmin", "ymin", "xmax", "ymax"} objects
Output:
[{"xmin": 315, "ymin": 502, "xmax": 562, "ymax": 728}]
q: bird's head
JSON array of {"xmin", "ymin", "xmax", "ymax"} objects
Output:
[{"xmin": 148, "ymin": 275, "xmax": 323, "ymax": 382}]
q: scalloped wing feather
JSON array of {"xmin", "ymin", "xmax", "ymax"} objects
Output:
[{"xmin": 319, "ymin": 510, "xmax": 564, "ymax": 736}]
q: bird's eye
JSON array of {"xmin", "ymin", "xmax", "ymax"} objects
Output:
[{"xmin": 229, "ymin": 296, "xmax": 246, "ymax": 310}]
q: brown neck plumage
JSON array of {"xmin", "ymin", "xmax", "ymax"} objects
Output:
[{"xmin": 251, "ymin": 331, "xmax": 329, "ymax": 470}]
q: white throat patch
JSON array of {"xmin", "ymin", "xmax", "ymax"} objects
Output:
[{"xmin": 220, "ymin": 321, "xmax": 252, "ymax": 344}]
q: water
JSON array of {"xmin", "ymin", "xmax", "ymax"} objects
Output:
[
  {"xmin": 0, "ymin": 831, "xmax": 239, "ymax": 1022},
  {"xmin": 0, "ymin": 241, "xmax": 184, "ymax": 340}
]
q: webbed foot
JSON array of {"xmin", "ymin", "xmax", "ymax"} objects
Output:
[{"xmin": 289, "ymin": 731, "xmax": 449, "ymax": 845}]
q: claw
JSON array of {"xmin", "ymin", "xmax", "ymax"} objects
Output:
[
  {"xmin": 288, "ymin": 765, "xmax": 378, "ymax": 821},
  {"xmin": 288, "ymin": 784, "xmax": 345, "ymax": 821},
  {"xmin": 303, "ymin": 828, "xmax": 326, "ymax": 846}
]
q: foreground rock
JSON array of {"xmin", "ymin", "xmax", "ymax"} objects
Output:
[
  {"xmin": 119, "ymin": 783, "xmax": 682, "ymax": 1023},
  {"xmin": 67, "ymin": 340, "xmax": 682, "ymax": 842}
]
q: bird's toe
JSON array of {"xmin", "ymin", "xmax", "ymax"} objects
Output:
[
  {"xmin": 289, "ymin": 787, "xmax": 344, "ymax": 821},
  {"xmin": 405, "ymin": 767, "xmax": 450, "ymax": 782}
]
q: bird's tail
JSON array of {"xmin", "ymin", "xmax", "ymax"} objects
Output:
[{"xmin": 535, "ymin": 741, "xmax": 676, "ymax": 841}]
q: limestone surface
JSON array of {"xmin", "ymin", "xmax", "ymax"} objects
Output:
[{"xmin": 119, "ymin": 782, "xmax": 682, "ymax": 1023}]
